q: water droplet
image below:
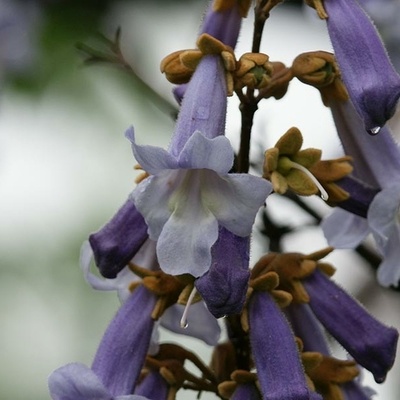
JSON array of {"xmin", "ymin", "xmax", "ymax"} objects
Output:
[
  {"xmin": 320, "ymin": 192, "xmax": 329, "ymax": 201},
  {"xmin": 181, "ymin": 322, "xmax": 189, "ymax": 329},
  {"xmin": 368, "ymin": 126, "xmax": 381, "ymax": 135}
]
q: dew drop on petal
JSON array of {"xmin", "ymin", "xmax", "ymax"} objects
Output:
[{"xmin": 367, "ymin": 126, "xmax": 381, "ymax": 135}]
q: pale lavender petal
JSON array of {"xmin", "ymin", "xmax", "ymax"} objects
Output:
[
  {"xmin": 125, "ymin": 127, "xmax": 178, "ymax": 174},
  {"xmin": 48, "ymin": 363, "xmax": 110, "ymax": 400},
  {"xmin": 160, "ymin": 302, "xmax": 221, "ymax": 345},
  {"xmin": 375, "ymin": 227, "xmax": 400, "ymax": 287},
  {"xmin": 204, "ymin": 173, "xmax": 271, "ymax": 237},
  {"xmin": 249, "ymin": 291, "xmax": 315, "ymax": 399},
  {"xmin": 196, "ymin": 228, "xmax": 250, "ymax": 318},
  {"xmin": 89, "ymin": 199, "xmax": 148, "ymax": 279},
  {"xmin": 169, "ymin": 56, "xmax": 227, "ymax": 156},
  {"xmin": 156, "ymin": 199, "xmax": 219, "ymax": 277},
  {"xmin": 368, "ymin": 184, "xmax": 400, "ymax": 247},
  {"xmin": 177, "ymin": 131, "xmax": 234, "ymax": 173},
  {"xmin": 92, "ymin": 286, "xmax": 156, "ymax": 395},
  {"xmin": 341, "ymin": 381, "xmax": 374, "ymax": 400},
  {"xmin": 134, "ymin": 371, "xmax": 168, "ymax": 400},
  {"xmin": 321, "ymin": 208, "xmax": 369, "ymax": 248},
  {"xmin": 131, "ymin": 173, "xmax": 179, "ymax": 240},
  {"xmin": 330, "ymin": 101, "xmax": 400, "ymax": 188},
  {"xmin": 200, "ymin": 1, "xmax": 242, "ymax": 49},
  {"xmin": 172, "ymin": 84, "xmax": 187, "ymax": 105},
  {"xmin": 325, "ymin": 0, "xmax": 400, "ymax": 131},
  {"xmin": 304, "ymin": 269, "xmax": 398, "ymax": 383}
]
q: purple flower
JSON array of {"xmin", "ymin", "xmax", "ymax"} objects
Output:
[
  {"xmin": 303, "ymin": 269, "xmax": 398, "ymax": 383},
  {"xmin": 249, "ymin": 291, "xmax": 321, "ymax": 399},
  {"xmin": 49, "ymin": 285, "xmax": 156, "ymax": 398},
  {"xmin": 322, "ymin": 100, "xmax": 400, "ymax": 286},
  {"xmin": 195, "ymin": 227, "xmax": 250, "ymax": 318},
  {"xmin": 324, "ymin": 0, "xmax": 400, "ymax": 132},
  {"xmin": 127, "ymin": 56, "xmax": 270, "ymax": 278},
  {"xmin": 88, "ymin": 199, "xmax": 148, "ymax": 279},
  {"xmin": 81, "ymin": 239, "xmax": 221, "ymax": 346}
]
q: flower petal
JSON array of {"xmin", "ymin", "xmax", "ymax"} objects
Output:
[
  {"xmin": 48, "ymin": 363, "xmax": 110, "ymax": 400},
  {"xmin": 169, "ymin": 55, "xmax": 227, "ymax": 156},
  {"xmin": 203, "ymin": 173, "xmax": 271, "ymax": 237},
  {"xmin": 134, "ymin": 371, "xmax": 168, "ymax": 400},
  {"xmin": 321, "ymin": 208, "xmax": 369, "ymax": 248},
  {"xmin": 131, "ymin": 173, "xmax": 178, "ymax": 240},
  {"xmin": 92, "ymin": 286, "xmax": 156, "ymax": 395},
  {"xmin": 195, "ymin": 227, "xmax": 250, "ymax": 318},
  {"xmin": 125, "ymin": 126, "xmax": 178, "ymax": 174},
  {"xmin": 375, "ymin": 227, "xmax": 400, "ymax": 287},
  {"xmin": 89, "ymin": 199, "xmax": 148, "ymax": 279},
  {"xmin": 249, "ymin": 291, "xmax": 314, "ymax": 399},
  {"xmin": 324, "ymin": 0, "xmax": 400, "ymax": 131},
  {"xmin": 160, "ymin": 302, "xmax": 221, "ymax": 345},
  {"xmin": 368, "ymin": 183, "xmax": 400, "ymax": 247},
  {"xmin": 304, "ymin": 269, "xmax": 399, "ymax": 383},
  {"xmin": 177, "ymin": 130, "xmax": 234, "ymax": 173},
  {"xmin": 156, "ymin": 199, "xmax": 219, "ymax": 277}
]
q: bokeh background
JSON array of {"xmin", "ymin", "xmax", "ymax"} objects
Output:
[{"xmin": 1, "ymin": 0, "xmax": 400, "ymax": 399}]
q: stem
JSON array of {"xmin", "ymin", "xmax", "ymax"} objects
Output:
[{"xmin": 237, "ymin": 100, "xmax": 258, "ymax": 173}]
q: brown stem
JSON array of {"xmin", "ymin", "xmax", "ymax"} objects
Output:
[{"xmin": 237, "ymin": 100, "xmax": 258, "ymax": 173}]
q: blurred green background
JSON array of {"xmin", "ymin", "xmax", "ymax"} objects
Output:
[{"xmin": 1, "ymin": 1, "xmax": 399, "ymax": 399}]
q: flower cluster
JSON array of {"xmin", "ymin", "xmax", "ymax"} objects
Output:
[{"xmin": 49, "ymin": 1, "xmax": 400, "ymax": 399}]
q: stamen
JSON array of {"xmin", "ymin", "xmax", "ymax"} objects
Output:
[
  {"xmin": 180, "ymin": 286, "xmax": 197, "ymax": 329},
  {"xmin": 288, "ymin": 160, "xmax": 329, "ymax": 201}
]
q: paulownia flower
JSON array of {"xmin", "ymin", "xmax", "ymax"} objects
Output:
[
  {"xmin": 49, "ymin": 285, "xmax": 157, "ymax": 398},
  {"xmin": 128, "ymin": 127, "xmax": 270, "ymax": 278},
  {"xmin": 321, "ymin": 100, "xmax": 400, "ymax": 286},
  {"xmin": 308, "ymin": 0, "xmax": 400, "ymax": 132}
]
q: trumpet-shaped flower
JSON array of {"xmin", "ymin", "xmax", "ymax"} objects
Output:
[
  {"xmin": 127, "ymin": 128, "xmax": 271, "ymax": 277},
  {"xmin": 323, "ymin": 0, "xmax": 400, "ymax": 132},
  {"xmin": 49, "ymin": 286, "xmax": 156, "ymax": 398},
  {"xmin": 321, "ymin": 100, "xmax": 400, "ymax": 286},
  {"xmin": 80, "ymin": 239, "xmax": 221, "ymax": 345}
]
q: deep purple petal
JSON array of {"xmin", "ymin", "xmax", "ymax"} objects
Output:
[
  {"xmin": 304, "ymin": 269, "xmax": 398, "ymax": 383},
  {"xmin": 286, "ymin": 303, "xmax": 330, "ymax": 355},
  {"xmin": 89, "ymin": 200, "xmax": 148, "ymax": 279},
  {"xmin": 325, "ymin": 0, "xmax": 400, "ymax": 131},
  {"xmin": 249, "ymin": 291, "xmax": 316, "ymax": 400},
  {"xmin": 195, "ymin": 227, "xmax": 250, "ymax": 318},
  {"xmin": 336, "ymin": 176, "xmax": 379, "ymax": 218},
  {"xmin": 134, "ymin": 371, "xmax": 168, "ymax": 400},
  {"xmin": 48, "ymin": 363, "xmax": 110, "ymax": 400},
  {"xmin": 169, "ymin": 55, "xmax": 227, "ymax": 156},
  {"xmin": 92, "ymin": 286, "xmax": 156, "ymax": 395},
  {"xmin": 231, "ymin": 383, "xmax": 262, "ymax": 400}
]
